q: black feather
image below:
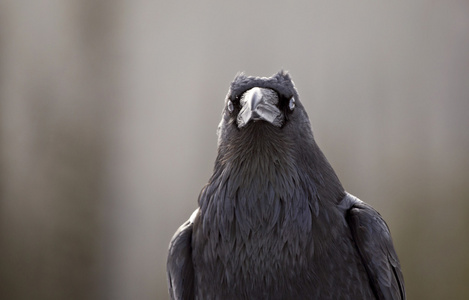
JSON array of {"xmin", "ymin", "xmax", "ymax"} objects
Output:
[{"xmin": 167, "ymin": 71, "xmax": 405, "ymax": 299}]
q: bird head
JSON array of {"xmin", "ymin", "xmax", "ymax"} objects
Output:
[{"xmin": 217, "ymin": 70, "xmax": 313, "ymax": 150}]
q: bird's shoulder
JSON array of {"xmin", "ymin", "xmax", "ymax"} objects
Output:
[
  {"xmin": 339, "ymin": 193, "xmax": 406, "ymax": 300},
  {"xmin": 167, "ymin": 208, "xmax": 199, "ymax": 300}
]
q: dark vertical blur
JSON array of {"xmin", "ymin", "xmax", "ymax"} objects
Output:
[{"xmin": 1, "ymin": 1, "xmax": 468, "ymax": 299}]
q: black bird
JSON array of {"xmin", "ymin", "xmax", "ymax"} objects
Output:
[{"xmin": 167, "ymin": 71, "xmax": 405, "ymax": 299}]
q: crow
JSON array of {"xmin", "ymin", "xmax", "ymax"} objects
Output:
[{"xmin": 167, "ymin": 71, "xmax": 405, "ymax": 299}]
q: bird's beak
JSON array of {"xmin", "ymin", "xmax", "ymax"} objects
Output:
[{"xmin": 237, "ymin": 87, "xmax": 282, "ymax": 128}]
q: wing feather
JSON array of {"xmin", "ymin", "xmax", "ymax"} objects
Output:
[
  {"xmin": 342, "ymin": 193, "xmax": 406, "ymax": 300},
  {"xmin": 167, "ymin": 208, "xmax": 199, "ymax": 300}
]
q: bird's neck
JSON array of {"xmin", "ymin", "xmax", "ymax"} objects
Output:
[
  {"xmin": 199, "ymin": 122, "xmax": 345, "ymax": 235},
  {"xmin": 196, "ymin": 134, "xmax": 346, "ymax": 288},
  {"xmin": 200, "ymin": 138, "xmax": 316, "ymax": 236}
]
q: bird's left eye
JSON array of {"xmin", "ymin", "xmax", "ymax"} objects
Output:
[
  {"xmin": 227, "ymin": 100, "xmax": 234, "ymax": 113},
  {"xmin": 288, "ymin": 97, "xmax": 295, "ymax": 111}
]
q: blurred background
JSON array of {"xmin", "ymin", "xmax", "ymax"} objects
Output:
[{"xmin": 1, "ymin": 0, "xmax": 468, "ymax": 299}]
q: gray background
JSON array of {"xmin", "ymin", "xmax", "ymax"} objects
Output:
[{"xmin": 1, "ymin": 1, "xmax": 468, "ymax": 299}]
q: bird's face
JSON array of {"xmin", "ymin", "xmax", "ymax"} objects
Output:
[
  {"xmin": 232, "ymin": 87, "xmax": 295, "ymax": 129},
  {"xmin": 218, "ymin": 87, "xmax": 299, "ymax": 145},
  {"xmin": 219, "ymin": 88, "xmax": 285, "ymax": 146},
  {"xmin": 216, "ymin": 71, "xmax": 314, "ymax": 154}
]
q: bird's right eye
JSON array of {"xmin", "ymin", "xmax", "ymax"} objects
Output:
[
  {"xmin": 227, "ymin": 100, "xmax": 234, "ymax": 113},
  {"xmin": 288, "ymin": 97, "xmax": 296, "ymax": 111}
]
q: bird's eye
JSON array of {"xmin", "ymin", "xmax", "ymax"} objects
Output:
[
  {"xmin": 288, "ymin": 97, "xmax": 296, "ymax": 111},
  {"xmin": 227, "ymin": 100, "xmax": 234, "ymax": 113}
]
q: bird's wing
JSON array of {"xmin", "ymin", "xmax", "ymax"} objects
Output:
[
  {"xmin": 341, "ymin": 193, "xmax": 406, "ymax": 300},
  {"xmin": 167, "ymin": 208, "xmax": 199, "ymax": 300}
]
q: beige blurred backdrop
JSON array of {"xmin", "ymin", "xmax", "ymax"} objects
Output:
[{"xmin": 1, "ymin": 1, "xmax": 468, "ymax": 299}]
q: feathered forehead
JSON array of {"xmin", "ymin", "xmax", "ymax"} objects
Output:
[{"xmin": 227, "ymin": 70, "xmax": 299, "ymax": 102}]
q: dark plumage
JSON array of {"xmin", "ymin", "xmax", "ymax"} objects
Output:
[{"xmin": 167, "ymin": 71, "xmax": 405, "ymax": 299}]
